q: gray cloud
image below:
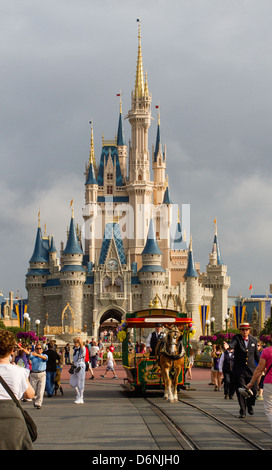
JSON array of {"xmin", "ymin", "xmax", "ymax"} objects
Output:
[{"xmin": 1, "ymin": 0, "xmax": 272, "ymax": 298}]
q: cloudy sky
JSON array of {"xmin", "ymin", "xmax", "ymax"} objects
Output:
[{"xmin": 1, "ymin": 0, "xmax": 272, "ymax": 299}]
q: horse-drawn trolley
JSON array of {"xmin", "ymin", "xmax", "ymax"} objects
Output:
[{"xmin": 120, "ymin": 305, "xmax": 193, "ymax": 400}]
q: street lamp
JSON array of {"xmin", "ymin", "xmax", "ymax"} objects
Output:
[
  {"xmin": 205, "ymin": 319, "xmax": 210, "ymax": 336},
  {"xmin": 23, "ymin": 313, "xmax": 30, "ymax": 332},
  {"xmin": 35, "ymin": 319, "xmax": 40, "ymax": 338},
  {"xmin": 225, "ymin": 314, "xmax": 230, "ymax": 333},
  {"xmin": 211, "ymin": 317, "xmax": 215, "ymax": 334}
]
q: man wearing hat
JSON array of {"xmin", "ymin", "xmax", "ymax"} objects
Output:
[
  {"xmin": 146, "ymin": 324, "xmax": 164, "ymax": 357},
  {"xmin": 226, "ymin": 322, "xmax": 260, "ymax": 418}
]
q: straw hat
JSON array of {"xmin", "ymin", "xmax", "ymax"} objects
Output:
[{"xmin": 239, "ymin": 322, "xmax": 251, "ymax": 330}]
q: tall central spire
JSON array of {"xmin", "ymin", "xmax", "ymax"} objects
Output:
[{"xmin": 134, "ymin": 20, "xmax": 145, "ymax": 98}]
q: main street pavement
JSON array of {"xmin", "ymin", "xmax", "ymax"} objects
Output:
[{"xmin": 22, "ymin": 363, "xmax": 271, "ymax": 452}]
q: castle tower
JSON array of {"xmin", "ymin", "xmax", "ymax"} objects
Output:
[
  {"xmin": 202, "ymin": 220, "xmax": 230, "ymax": 330},
  {"xmin": 152, "ymin": 108, "xmax": 166, "ymax": 206},
  {"xmin": 138, "ymin": 218, "xmax": 165, "ymax": 308},
  {"xmin": 60, "ymin": 208, "xmax": 86, "ymax": 332},
  {"xmin": 25, "ymin": 214, "xmax": 49, "ymax": 331},
  {"xmin": 185, "ymin": 237, "xmax": 201, "ymax": 335},
  {"xmin": 126, "ymin": 22, "xmax": 153, "ymax": 264},
  {"xmin": 116, "ymin": 95, "xmax": 127, "ymax": 179}
]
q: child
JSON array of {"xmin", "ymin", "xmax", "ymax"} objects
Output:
[
  {"xmin": 100, "ymin": 346, "xmax": 117, "ymax": 379},
  {"xmin": 54, "ymin": 363, "xmax": 63, "ymax": 396}
]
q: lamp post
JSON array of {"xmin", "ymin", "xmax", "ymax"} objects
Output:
[
  {"xmin": 35, "ymin": 319, "xmax": 40, "ymax": 338},
  {"xmin": 23, "ymin": 313, "xmax": 30, "ymax": 332},
  {"xmin": 211, "ymin": 317, "xmax": 215, "ymax": 334},
  {"xmin": 205, "ymin": 319, "xmax": 210, "ymax": 336},
  {"xmin": 225, "ymin": 314, "xmax": 229, "ymax": 333}
]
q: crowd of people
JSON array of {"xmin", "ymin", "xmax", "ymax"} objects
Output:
[
  {"xmin": 205, "ymin": 322, "xmax": 272, "ymax": 427},
  {"xmin": 1, "ymin": 321, "xmax": 272, "ymax": 449}
]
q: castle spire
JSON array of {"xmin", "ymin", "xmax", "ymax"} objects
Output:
[
  {"xmin": 89, "ymin": 121, "xmax": 96, "ymax": 168},
  {"xmin": 184, "ymin": 236, "xmax": 198, "ymax": 278},
  {"xmin": 117, "ymin": 93, "xmax": 126, "ymax": 146},
  {"xmin": 213, "ymin": 218, "xmax": 224, "ymax": 265},
  {"xmin": 134, "ymin": 20, "xmax": 145, "ymax": 98},
  {"xmin": 63, "ymin": 211, "xmax": 83, "ymax": 255}
]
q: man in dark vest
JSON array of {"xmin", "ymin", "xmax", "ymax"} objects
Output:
[
  {"xmin": 146, "ymin": 323, "xmax": 164, "ymax": 357},
  {"xmin": 226, "ymin": 322, "xmax": 260, "ymax": 418}
]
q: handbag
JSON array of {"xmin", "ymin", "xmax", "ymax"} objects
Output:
[
  {"xmin": 0, "ymin": 375, "xmax": 37, "ymax": 442},
  {"xmin": 68, "ymin": 364, "xmax": 76, "ymax": 374}
]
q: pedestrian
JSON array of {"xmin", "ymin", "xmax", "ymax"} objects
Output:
[
  {"xmin": 54, "ymin": 362, "xmax": 63, "ymax": 396},
  {"xmin": 20, "ymin": 342, "xmax": 48, "ymax": 409},
  {"xmin": 98, "ymin": 339, "xmax": 104, "ymax": 366},
  {"xmin": 45, "ymin": 342, "xmax": 60, "ymax": 397},
  {"xmin": 0, "ymin": 330, "xmax": 35, "ymax": 450},
  {"xmin": 89, "ymin": 340, "xmax": 99, "ymax": 371},
  {"xmin": 64, "ymin": 343, "xmax": 70, "ymax": 365},
  {"xmin": 211, "ymin": 344, "xmax": 222, "ymax": 391},
  {"xmin": 100, "ymin": 346, "xmax": 117, "ymax": 379},
  {"xmin": 226, "ymin": 322, "xmax": 260, "ymax": 418},
  {"xmin": 219, "ymin": 343, "xmax": 235, "ymax": 399},
  {"xmin": 246, "ymin": 344, "xmax": 272, "ymax": 429},
  {"xmin": 14, "ymin": 343, "xmax": 31, "ymax": 370},
  {"xmin": 84, "ymin": 342, "xmax": 90, "ymax": 373},
  {"xmin": 187, "ymin": 349, "xmax": 195, "ymax": 380},
  {"xmin": 70, "ymin": 337, "xmax": 86, "ymax": 404}
]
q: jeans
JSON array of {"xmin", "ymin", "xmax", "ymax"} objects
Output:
[{"xmin": 46, "ymin": 371, "xmax": 56, "ymax": 397}]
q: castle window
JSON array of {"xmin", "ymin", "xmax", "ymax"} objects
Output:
[
  {"xmin": 107, "ymin": 185, "xmax": 113, "ymax": 194},
  {"xmin": 107, "ymin": 173, "xmax": 113, "ymax": 180}
]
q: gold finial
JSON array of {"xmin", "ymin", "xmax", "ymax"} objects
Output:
[
  {"xmin": 153, "ymin": 294, "xmax": 160, "ymax": 308},
  {"xmin": 117, "ymin": 91, "xmax": 122, "ymax": 113},
  {"xmin": 214, "ymin": 218, "xmax": 217, "ymax": 235},
  {"xmin": 38, "ymin": 208, "xmax": 41, "ymax": 228},
  {"xmin": 183, "ymin": 229, "xmax": 186, "ymax": 242},
  {"xmin": 70, "ymin": 199, "xmax": 74, "ymax": 219},
  {"xmin": 177, "ymin": 207, "xmax": 180, "ymax": 223},
  {"xmin": 134, "ymin": 19, "xmax": 145, "ymax": 98},
  {"xmin": 144, "ymin": 70, "xmax": 149, "ymax": 96},
  {"xmin": 44, "ymin": 223, "xmax": 47, "ymax": 237},
  {"xmin": 148, "ymin": 300, "xmax": 153, "ymax": 308},
  {"xmin": 89, "ymin": 121, "xmax": 96, "ymax": 168},
  {"xmin": 164, "ymin": 175, "xmax": 169, "ymax": 189},
  {"xmin": 189, "ymin": 234, "xmax": 193, "ymax": 251},
  {"xmin": 156, "ymin": 103, "xmax": 160, "ymax": 126}
]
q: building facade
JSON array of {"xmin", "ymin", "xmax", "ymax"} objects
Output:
[{"xmin": 25, "ymin": 25, "xmax": 230, "ymax": 340}]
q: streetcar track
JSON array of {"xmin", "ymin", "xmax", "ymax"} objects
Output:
[{"xmin": 177, "ymin": 398, "xmax": 266, "ymax": 450}]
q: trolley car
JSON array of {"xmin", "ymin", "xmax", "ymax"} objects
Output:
[{"xmin": 120, "ymin": 305, "xmax": 193, "ymax": 393}]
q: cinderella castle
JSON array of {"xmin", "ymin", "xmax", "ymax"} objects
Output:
[{"xmin": 25, "ymin": 24, "xmax": 230, "ymax": 340}]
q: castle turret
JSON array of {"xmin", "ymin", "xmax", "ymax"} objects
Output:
[
  {"xmin": 60, "ymin": 209, "xmax": 86, "ymax": 333},
  {"xmin": 152, "ymin": 108, "xmax": 166, "ymax": 205},
  {"xmin": 138, "ymin": 218, "xmax": 165, "ymax": 308},
  {"xmin": 26, "ymin": 214, "xmax": 50, "ymax": 331},
  {"xmin": 185, "ymin": 237, "xmax": 201, "ymax": 335},
  {"xmin": 203, "ymin": 220, "xmax": 230, "ymax": 330},
  {"xmin": 116, "ymin": 96, "xmax": 127, "ymax": 179}
]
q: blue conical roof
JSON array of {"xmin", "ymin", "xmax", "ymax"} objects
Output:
[
  {"xmin": 154, "ymin": 123, "xmax": 161, "ymax": 162},
  {"xmin": 29, "ymin": 227, "xmax": 49, "ymax": 263},
  {"xmin": 142, "ymin": 219, "xmax": 161, "ymax": 255},
  {"xmin": 162, "ymin": 186, "xmax": 172, "ymax": 204},
  {"xmin": 85, "ymin": 161, "xmax": 98, "ymax": 185},
  {"xmin": 214, "ymin": 234, "xmax": 224, "ymax": 265},
  {"xmin": 63, "ymin": 216, "xmax": 83, "ymax": 255},
  {"xmin": 184, "ymin": 239, "xmax": 198, "ymax": 278},
  {"xmin": 117, "ymin": 112, "xmax": 126, "ymax": 146},
  {"xmin": 49, "ymin": 235, "xmax": 57, "ymax": 253}
]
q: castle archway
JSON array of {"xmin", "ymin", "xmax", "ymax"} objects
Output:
[{"xmin": 98, "ymin": 307, "xmax": 124, "ymax": 340}]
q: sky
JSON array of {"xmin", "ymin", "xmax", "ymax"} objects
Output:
[{"xmin": 1, "ymin": 0, "xmax": 272, "ymax": 299}]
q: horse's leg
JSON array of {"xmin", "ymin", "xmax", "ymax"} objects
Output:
[
  {"xmin": 172, "ymin": 366, "xmax": 180, "ymax": 402},
  {"xmin": 162, "ymin": 369, "xmax": 169, "ymax": 400}
]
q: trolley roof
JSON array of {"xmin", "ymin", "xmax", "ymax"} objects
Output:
[{"xmin": 125, "ymin": 308, "xmax": 192, "ymax": 328}]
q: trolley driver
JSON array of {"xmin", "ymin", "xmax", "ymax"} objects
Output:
[{"xmin": 146, "ymin": 323, "xmax": 164, "ymax": 357}]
